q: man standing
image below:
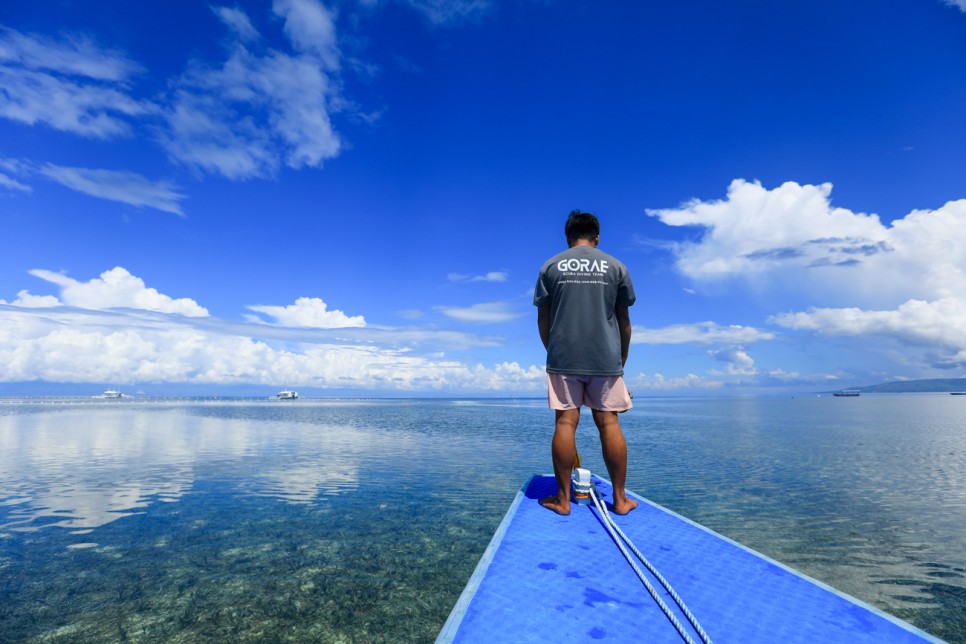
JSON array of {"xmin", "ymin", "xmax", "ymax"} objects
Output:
[{"xmin": 533, "ymin": 210, "xmax": 638, "ymax": 516}]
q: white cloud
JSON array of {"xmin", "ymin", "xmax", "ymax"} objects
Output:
[
  {"xmin": 447, "ymin": 271, "xmax": 509, "ymax": 283},
  {"xmin": 0, "ymin": 26, "xmax": 150, "ymax": 138},
  {"xmin": 247, "ymin": 297, "xmax": 365, "ymax": 328},
  {"xmin": 771, "ymin": 297, "xmax": 966, "ymax": 368},
  {"xmin": 649, "ymin": 180, "xmax": 966, "ymax": 374},
  {"xmin": 27, "ymin": 267, "xmax": 208, "ymax": 316},
  {"xmin": 39, "ymin": 164, "xmax": 186, "ymax": 215},
  {"xmin": 1, "ymin": 4, "xmax": 349, "ymax": 187},
  {"xmin": 0, "ymin": 26, "xmax": 142, "ymax": 81},
  {"xmin": 2, "ymin": 265, "xmax": 545, "ymax": 391},
  {"xmin": 0, "ymin": 290, "xmax": 59, "ymax": 307},
  {"xmin": 632, "ymin": 322, "xmax": 773, "ymax": 345},
  {"xmin": 213, "ymin": 7, "xmax": 261, "ymax": 42},
  {"xmin": 436, "ymin": 301, "xmax": 525, "ymax": 323},
  {"xmin": 648, "ymin": 179, "xmax": 966, "ymax": 307},
  {"xmin": 0, "ymin": 303, "xmax": 543, "ymax": 392},
  {"xmin": 0, "ymin": 171, "xmax": 30, "ymax": 192},
  {"xmin": 629, "ymin": 372, "xmax": 725, "ymax": 391},
  {"xmin": 161, "ymin": 3, "xmax": 342, "ymax": 180},
  {"xmin": 272, "ymin": 0, "xmax": 340, "ymax": 69},
  {"xmin": 648, "ymin": 179, "xmax": 886, "ymax": 282},
  {"xmin": 708, "ymin": 346, "xmax": 757, "ymax": 375},
  {"xmin": 943, "ymin": 0, "xmax": 966, "ymax": 11}
]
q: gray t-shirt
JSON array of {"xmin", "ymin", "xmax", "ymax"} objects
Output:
[{"xmin": 533, "ymin": 245, "xmax": 636, "ymax": 376}]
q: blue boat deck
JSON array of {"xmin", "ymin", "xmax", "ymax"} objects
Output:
[{"xmin": 437, "ymin": 475, "xmax": 943, "ymax": 643}]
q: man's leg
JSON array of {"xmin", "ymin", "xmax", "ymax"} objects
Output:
[
  {"xmin": 591, "ymin": 409, "xmax": 638, "ymax": 515},
  {"xmin": 540, "ymin": 408, "xmax": 581, "ymax": 515}
]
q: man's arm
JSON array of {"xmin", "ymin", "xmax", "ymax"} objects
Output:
[
  {"xmin": 537, "ymin": 304, "xmax": 551, "ymax": 351},
  {"xmin": 616, "ymin": 305, "xmax": 631, "ymax": 366}
]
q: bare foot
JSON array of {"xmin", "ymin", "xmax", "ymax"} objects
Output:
[
  {"xmin": 611, "ymin": 496, "xmax": 639, "ymax": 516},
  {"xmin": 539, "ymin": 495, "xmax": 571, "ymax": 516}
]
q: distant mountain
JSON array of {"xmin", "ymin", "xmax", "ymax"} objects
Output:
[{"xmin": 853, "ymin": 378, "xmax": 966, "ymax": 393}]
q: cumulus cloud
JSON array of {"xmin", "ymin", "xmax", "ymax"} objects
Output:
[
  {"xmin": 649, "ymin": 180, "xmax": 966, "ymax": 374},
  {"xmin": 0, "ymin": 304, "xmax": 543, "ymax": 391},
  {"xmin": 648, "ymin": 179, "xmax": 966, "ymax": 307},
  {"xmin": 0, "ymin": 290, "xmax": 59, "ymax": 307},
  {"xmin": 0, "ymin": 266, "xmax": 542, "ymax": 391},
  {"xmin": 771, "ymin": 298, "xmax": 966, "ymax": 368},
  {"xmin": 159, "ymin": 2, "xmax": 342, "ymax": 180},
  {"xmin": 708, "ymin": 346, "xmax": 757, "ymax": 375},
  {"xmin": 246, "ymin": 297, "xmax": 365, "ymax": 328},
  {"xmin": 436, "ymin": 301, "xmax": 525, "ymax": 323},
  {"xmin": 943, "ymin": 0, "xmax": 966, "ymax": 11},
  {"xmin": 39, "ymin": 164, "xmax": 186, "ymax": 215},
  {"xmin": 632, "ymin": 322, "xmax": 773, "ymax": 345},
  {"xmin": 26, "ymin": 267, "xmax": 208, "ymax": 316},
  {"xmin": 0, "ymin": 26, "xmax": 150, "ymax": 138}
]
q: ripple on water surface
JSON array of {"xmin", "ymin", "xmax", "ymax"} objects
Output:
[{"xmin": 0, "ymin": 397, "xmax": 964, "ymax": 642}]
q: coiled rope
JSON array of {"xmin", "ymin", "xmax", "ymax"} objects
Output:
[{"xmin": 589, "ymin": 482, "xmax": 713, "ymax": 644}]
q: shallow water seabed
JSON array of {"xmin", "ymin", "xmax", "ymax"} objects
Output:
[
  {"xmin": 1, "ymin": 480, "xmax": 507, "ymax": 642},
  {"xmin": 0, "ymin": 397, "xmax": 964, "ymax": 642}
]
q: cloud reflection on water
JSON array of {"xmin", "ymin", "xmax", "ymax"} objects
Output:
[{"xmin": 0, "ymin": 403, "xmax": 363, "ymax": 533}]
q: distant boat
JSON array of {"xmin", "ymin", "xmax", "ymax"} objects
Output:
[
  {"xmin": 274, "ymin": 390, "xmax": 298, "ymax": 400},
  {"xmin": 95, "ymin": 389, "xmax": 125, "ymax": 399},
  {"xmin": 833, "ymin": 389, "xmax": 860, "ymax": 397},
  {"xmin": 951, "ymin": 392, "xmax": 966, "ymax": 396}
]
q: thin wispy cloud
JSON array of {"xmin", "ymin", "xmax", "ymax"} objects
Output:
[
  {"xmin": 159, "ymin": 3, "xmax": 343, "ymax": 180},
  {"xmin": 212, "ymin": 7, "xmax": 260, "ymax": 42},
  {"xmin": 447, "ymin": 271, "xmax": 508, "ymax": 283},
  {"xmin": 39, "ymin": 164, "xmax": 186, "ymax": 215},
  {"xmin": 0, "ymin": 2, "xmax": 347, "ymax": 184},
  {"xmin": 436, "ymin": 301, "xmax": 524, "ymax": 323},
  {"xmin": 402, "ymin": 0, "xmax": 493, "ymax": 25},
  {"xmin": 0, "ymin": 26, "xmax": 149, "ymax": 138},
  {"xmin": 0, "ymin": 172, "xmax": 30, "ymax": 192},
  {"xmin": 632, "ymin": 322, "xmax": 774, "ymax": 345}
]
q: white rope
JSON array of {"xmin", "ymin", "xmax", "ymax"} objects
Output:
[{"xmin": 589, "ymin": 483, "xmax": 713, "ymax": 644}]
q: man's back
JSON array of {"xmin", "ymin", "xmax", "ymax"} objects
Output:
[{"xmin": 533, "ymin": 245, "xmax": 635, "ymax": 376}]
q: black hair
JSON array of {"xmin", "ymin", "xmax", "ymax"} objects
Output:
[{"xmin": 565, "ymin": 210, "xmax": 600, "ymax": 244}]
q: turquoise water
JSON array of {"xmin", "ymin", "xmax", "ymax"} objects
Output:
[{"xmin": 0, "ymin": 396, "xmax": 964, "ymax": 642}]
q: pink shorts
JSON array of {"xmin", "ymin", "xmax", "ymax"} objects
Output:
[{"xmin": 547, "ymin": 373, "xmax": 633, "ymax": 412}]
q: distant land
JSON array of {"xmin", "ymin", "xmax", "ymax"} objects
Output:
[{"xmin": 840, "ymin": 378, "xmax": 966, "ymax": 394}]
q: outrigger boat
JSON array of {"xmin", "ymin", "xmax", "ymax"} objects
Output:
[{"xmin": 437, "ymin": 474, "xmax": 941, "ymax": 643}]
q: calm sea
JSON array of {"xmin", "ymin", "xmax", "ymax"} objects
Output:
[{"xmin": 0, "ymin": 395, "xmax": 963, "ymax": 642}]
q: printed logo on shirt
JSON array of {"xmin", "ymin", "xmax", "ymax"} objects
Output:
[{"xmin": 556, "ymin": 258, "xmax": 609, "ymax": 273}]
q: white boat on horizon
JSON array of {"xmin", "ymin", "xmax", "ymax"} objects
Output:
[
  {"xmin": 95, "ymin": 389, "xmax": 125, "ymax": 399},
  {"xmin": 274, "ymin": 390, "xmax": 299, "ymax": 400}
]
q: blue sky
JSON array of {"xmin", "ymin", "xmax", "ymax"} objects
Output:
[{"xmin": 2, "ymin": 0, "xmax": 966, "ymax": 396}]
